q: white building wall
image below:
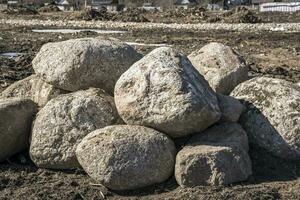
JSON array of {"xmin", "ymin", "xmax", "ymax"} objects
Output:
[{"xmin": 260, "ymin": 2, "xmax": 300, "ymax": 12}]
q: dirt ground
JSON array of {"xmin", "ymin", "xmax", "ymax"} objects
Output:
[
  {"xmin": 1, "ymin": 7, "xmax": 300, "ymax": 23},
  {"xmin": 0, "ymin": 12, "xmax": 300, "ymax": 199}
]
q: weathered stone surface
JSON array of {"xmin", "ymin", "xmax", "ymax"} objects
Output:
[
  {"xmin": 0, "ymin": 76, "xmax": 32, "ymax": 100},
  {"xmin": 0, "ymin": 75, "xmax": 66, "ymax": 107},
  {"xmin": 175, "ymin": 123, "xmax": 252, "ymax": 187},
  {"xmin": 231, "ymin": 77, "xmax": 300, "ymax": 160},
  {"xmin": 0, "ymin": 98, "xmax": 37, "ymax": 162},
  {"xmin": 175, "ymin": 144, "xmax": 252, "ymax": 187},
  {"xmin": 76, "ymin": 125, "xmax": 176, "ymax": 190},
  {"xmin": 115, "ymin": 47, "xmax": 221, "ymax": 138},
  {"xmin": 32, "ymin": 37, "xmax": 142, "ymax": 94},
  {"xmin": 188, "ymin": 42, "xmax": 248, "ymax": 95},
  {"xmin": 217, "ymin": 94, "xmax": 244, "ymax": 123},
  {"xmin": 189, "ymin": 123, "xmax": 249, "ymax": 152},
  {"xmin": 30, "ymin": 88, "xmax": 121, "ymax": 169}
]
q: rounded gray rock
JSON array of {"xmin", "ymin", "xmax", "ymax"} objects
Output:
[
  {"xmin": 76, "ymin": 125, "xmax": 176, "ymax": 191},
  {"xmin": 30, "ymin": 88, "xmax": 121, "ymax": 169},
  {"xmin": 188, "ymin": 42, "xmax": 248, "ymax": 95},
  {"xmin": 115, "ymin": 47, "xmax": 221, "ymax": 138},
  {"xmin": 32, "ymin": 37, "xmax": 142, "ymax": 94},
  {"xmin": 1, "ymin": 75, "xmax": 66, "ymax": 107},
  {"xmin": 175, "ymin": 144, "xmax": 252, "ymax": 187},
  {"xmin": 0, "ymin": 98, "xmax": 37, "ymax": 162},
  {"xmin": 231, "ymin": 77, "xmax": 300, "ymax": 160},
  {"xmin": 1, "ymin": 76, "xmax": 33, "ymax": 100}
]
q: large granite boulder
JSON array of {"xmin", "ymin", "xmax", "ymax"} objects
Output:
[
  {"xmin": 1, "ymin": 76, "xmax": 32, "ymax": 100},
  {"xmin": 0, "ymin": 98, "xmax": 37, "ymax": 162},
  {"xmin": 175, "ymin": 122, "xmax": 252, "ymax": 187},
  {"xmin": 1, "ymin": 75, "xmax": 65, "ymax": 107},
  {"xmin": 32, "ymin": 37, "xmax": 142, "ymax": 94},
  {"xmin": 188, "ymin": 42, "xmax": 248, "ymax": 95},
  {"xmin": 30, "ymin": 88, "xmax": 121, "ymax": 169},
  {"xmin": 115, "ymin": 47, "xmax": 221, "ymax": 138},
  {"xmin": 231, "ymin": 77, "xmax": 300, "ymax": 160},
  {"xmin": 175, "ymin": 144, "xmax": 252, "ymax": 187},
  {"xmin": 76, "ymin": 125, "xmax": 176, "ymax": 191}
]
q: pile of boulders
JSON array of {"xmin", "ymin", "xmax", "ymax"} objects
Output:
[{"xmin": 0, "ymin": 37, "xmax": 299, "ymax": 191}]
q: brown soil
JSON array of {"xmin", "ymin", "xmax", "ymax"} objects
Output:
[
  {"xmin": 0, "ymin": 56, "xmax": 33, "ymax": 92},
  {"xmin": 71, "ymin": 9, "xmax": 150, "ymax": 22},
  {"xmin": 3, "ymin": 6, "xmax": 38, "ymax": 15},
  {"xmin": 221, "ymin": 6, "xmax": 261, "ymax": 23},
  {"xmin": 258, "ymin": 11, "xmax": 300, "ymax": 23},
  {"xmin": 38, "ymin": 5, "xmax": 60, "ymax": 13},
  {"xmin": 145, "ymin": 6, "xmax": 261, "ymax": 24},
  {"xmin": 0, "ymin": 16, "xmax": 300, "ymax": 199},
  {"xmin": 0, "ymin": 144, "xmax": 300, "ymax": 199}
]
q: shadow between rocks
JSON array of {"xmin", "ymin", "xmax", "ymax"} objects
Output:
[{"xmin": 237, "ymin": 100, "xmax": 300, "ymax": 183}]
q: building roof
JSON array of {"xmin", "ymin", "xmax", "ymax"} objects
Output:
[
  {"xmin": 175, "ymin": 0, "xmax": 196, "ymax": 5},
  {"xmin": 58, "ymin": 0, "xmax": 70, "ymax": 5},
  {"xmin": 7, "ymin": 0, "xmax": 18, "ymax": 4}
]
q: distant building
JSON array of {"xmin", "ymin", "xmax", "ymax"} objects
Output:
[
  {"xmin": 260, "ymin": 2, "xmax": 300, "ymax": 12},
  {"xmin": 57, "ymin": 0, "xmax": 73, "ymax": 10},
  {"xmin": 125, "ymin": 0, "xmax": 186, "ymax": 11},
  {"xmin": 251, "ymin": 0, "xmax": 274, "ymax": 6},
  {"xmin": 223, "ymin": 0, "xmax": 251, "ymax": 9},
  {"xmin": 149, "ymin": 0, "xmax": 176, "ymax": 10},
  {"xmin": 7, "ymin": 0, "xmax": 19, "ymax": 7},
  {"xmin": 207, "ymin": 3, "xmax": 222, "ymax": 10},
  {"xmin": 91, "ymin": 0, "xmax": 125, "ymax": 11},
  {"xmin": 141, "ymin": 1, "xmax": 161, "ymax": 10},
  {"xmin": 174, "ymin": 0, "xmax": 196, "ymax": 9}
]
